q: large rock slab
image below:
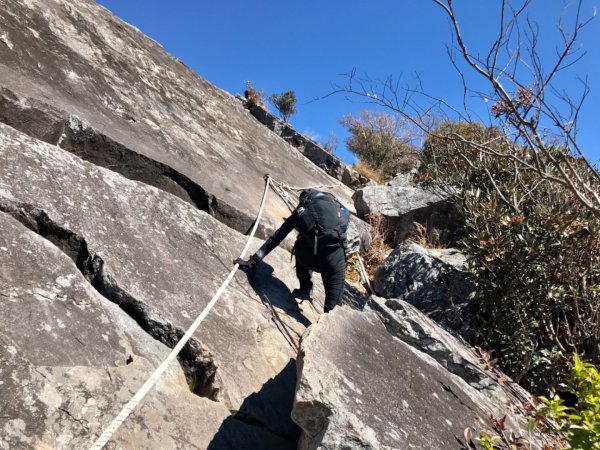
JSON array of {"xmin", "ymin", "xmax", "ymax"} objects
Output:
[
  {"xmin": 353, "ymin": 182, "xmax": 462, "ymax": 245},
  {"xmin": 374, "ymin": 241, "xmax": 476, "ymax": 336},
  {"xmin": 0, "ymin": 212, "xmax": 294, "ymax": 449},
  {"xmin": 0, "ymin": 0, "xmax": 355, "ymax": 241},
  {"xmin": 368, "ymin": 296, "xmax": 534, "ymax": 410},
  {"xmin": 0, "ymin": 123, "xmax": 321, "ymax": 441},
  {"xmin": 291, "ymin": 306, "xmax": 531, "ymax": 449}
]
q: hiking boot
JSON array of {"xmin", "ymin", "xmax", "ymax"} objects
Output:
[{"xmin": 291, "ymin": 288, "xmax": 313, "ymax": 301}]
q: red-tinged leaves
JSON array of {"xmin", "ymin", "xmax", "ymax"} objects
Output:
[{"xmin": 490, "ymin": 414, "xmax": 506, "ymax": 431}]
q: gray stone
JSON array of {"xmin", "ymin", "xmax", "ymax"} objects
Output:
[
  {"xmin": 292, "ymin": 307, "xmax": 531, "ymax": 450},
  {"xmin": 367, "ymin": 296, "xmax": 535, "ymax": 411},
  {"xmin": 346, "ymin": 215, "xmax": 373, "ymax": 254},
  {"xmin": 352, "ymin": 183, "xmax": 462, "ymax": 246},
  {"xmin": 0, "ymin": 0, "xmax": 355, "ymax": 244},
  {"xmin": 247, "ymin": 105, "xmax": 369, "ymax": 189},
  {"xmin": 0, "ymin": 212, "xmax": 295, "ymax": 449},
  {"xmin": 386, "ymin": 169, "xmax": 418, "ymax": 187},
  {"xmin": 374, "ymin": 241, "xmax": 476, "ymax": 336},
  {"xmin": 0, "ymin": 123, "xmax": 317, "ymax": 442},
  {"xmin": 368, "ymin": 296, "xmax": 486, "ymax": 387}
]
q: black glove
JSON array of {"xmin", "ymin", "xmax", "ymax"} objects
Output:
[{"xmin": 234, "ymin": 254, "xmax": 260, "ymax": 274}]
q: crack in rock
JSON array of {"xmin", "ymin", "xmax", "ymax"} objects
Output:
[
  {"xmin": 57, "ymin": 407, "xmax": 89, "ymax": 431},
  {"xmin": 0, "ymin": 197, "xmax": 220, "ymax": 400},
  {"xmin": 0, "ymin": 88, "xmax": 273, "ymax": 240}
]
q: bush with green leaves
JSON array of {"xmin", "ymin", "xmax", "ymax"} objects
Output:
[
  {"xmin": 419, "ymin": 121, "xmax": 505, "ymax": 185},
  {"xmin": 270, "ymin": 90, "xmax": 297, "ymax": 122},
  {"xmin": 421, "ymin": 121, "xmax": 600, "ymax": 393},
  {"xmin": 340, "ymin": 110, "xmax": 419, "ymax": 179},
  {"xmin": 478, "ymin": 354, "xmax": 600, "ymax": 450},
  {"xmin": 539, "ymin": 354, "xmax": 600, "ymax": 449}
]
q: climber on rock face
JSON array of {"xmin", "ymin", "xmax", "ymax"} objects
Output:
[{"xmin": 235, "ymin": 189, "xmax": 350, "ymax": 313}]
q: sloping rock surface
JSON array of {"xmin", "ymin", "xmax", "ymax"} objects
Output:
[
  {"xmin": 0, "ymin": 213, "xmax": 294, "ymax": 449},
  {"xmin": 368, "ymin": 296, "xmax": 534, "ymax": 411},
  {"xmin": 374, "ymin": 241, "xmax": 476, "ymax": 335},
  {"xmin": 0, "ymin": 123, "xmax": 323, "ymax": 445},
  {"xmin": 246, "ymin": 104, "xmax": 369, "ymax": 189},
  {"xmin": 0, "ymin": 0, "xmax": 354, "ymax": 240},
  {"xmin": 292, "ymin": 306, "xmax": 533, "ymax": 450},
  {"xmin": 353, "ymin": 180, "xmax": 461, "ymax": 245},
  {"xmin": 368, "ymin": 295, "xmax": 487, "ymax": 387}
]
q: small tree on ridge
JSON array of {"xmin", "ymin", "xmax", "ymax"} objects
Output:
[{"xmin": 270, "ymin": 90, "xmax": 297, "ymax": 122}]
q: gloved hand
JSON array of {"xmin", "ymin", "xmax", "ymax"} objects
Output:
[{"xmin": 234, "ymin": 254, "xmax": 260, "ymax": 274}]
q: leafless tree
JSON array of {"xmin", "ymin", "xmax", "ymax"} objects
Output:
[{"xmin": 330, "ymin": 0, "xmax": 600, "ymax": 216}]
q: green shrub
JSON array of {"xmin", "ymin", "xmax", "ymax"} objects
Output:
[
  {"xmin": 418, "ymin": 121, "xmax": 505, "ymax": 185},
  {"xmin": 340, "ymin": 110, "xmax": 419, "ymax": 179},
  {"xmin": 565, "ymin": 354, "xmax": 600, "ymax": 449},
  {"xmin": 475, "ymin": 354, "xmax": 600, "ymax": 449},
  {"xmin": 270, "ymin": 90, "xmax": 297, "ymax": 122},
  {"xmin": 536, "ymin": 354, "xmax": 600, "ymax": 449},
  {"xmin": 421, "ymin": 121, "xmax": 600, "ymax": 393}
]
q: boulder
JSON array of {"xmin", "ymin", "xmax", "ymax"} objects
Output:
[
  {"xmin": 292, "ymin": 306, "xmax": 532, "ymax": 449},
  {"xmin": 346, "ymin": 215, "xmax": 372, "ymax": 254},
  {"xmin": 0, "ymin": 123, "xmax": 321, "ymax": 443},
  {"xmin": 368, "ymin": 296, "xmax": 486, "ymax": 386},
  {"xmin": 374, "ymin": 241, "xmax": 476, "ymax": 336},
  {"xmin": 0, "ymin": 0, "xmax": 355, "ymax": 244},
  {"xmin": 386, "ymin": 169, "xmax": 418, "ymax": 187},
  {"xmin": 352, "ymin": 182, "xmax": 462, "ymax": 246},
  {"xmin": 0, "ymin": 212, "xmax": 294, "ymax": 449}
]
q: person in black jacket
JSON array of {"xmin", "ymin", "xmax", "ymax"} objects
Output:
[{"xmin": 235, "ymin": 190, "xmax": 348, "ymax": 313}]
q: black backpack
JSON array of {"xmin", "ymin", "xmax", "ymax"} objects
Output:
[{"xmin": 297, "ymin": 189, "xmax": 349, "ymax": 254}]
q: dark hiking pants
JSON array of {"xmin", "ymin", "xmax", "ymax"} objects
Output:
[{"xmin": 295, "ymin": 245, "xmax": 346, "ymax": 313}]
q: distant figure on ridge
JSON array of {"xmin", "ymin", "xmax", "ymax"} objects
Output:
[{"xmin": 235, "ymin": 189, "xmax": 349, "ymax": 313}]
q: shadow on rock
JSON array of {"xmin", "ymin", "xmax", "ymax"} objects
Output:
[
  {"xmin": 207, "ymin": 359, "xmax": 300, "ymax": 450},
  {"xmin": 241, "ymin": 262, "xmax": 312, "ymax": 331},
  {"xmin": 340, "ymin": 281, "xmax": 369, "ymax": 311}
]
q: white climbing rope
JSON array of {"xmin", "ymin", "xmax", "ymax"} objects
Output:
[
  {"xmin": 270, "ymin": 177, "xmax": 341, "ymax": 192},
  {"xmin": 88, "ymin": 175, "xmax": 272, "ymax": 450}
]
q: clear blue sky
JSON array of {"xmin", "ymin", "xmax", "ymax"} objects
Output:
[{"xmin": 96, "ymin": 0, "xmax": 600, "ymax": 166}]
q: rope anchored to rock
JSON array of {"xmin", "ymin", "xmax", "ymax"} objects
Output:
[{"xmin": 88, "ymin": 175, "xmax": 272, "ymax": 450}]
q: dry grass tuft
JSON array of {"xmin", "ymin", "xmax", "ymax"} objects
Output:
[
  {"xmin": 345, "ymin": 212, "xmax": 392, "ymax": 292},
  {"xmin": 410, "ymin": 222, "xmax": 444, "ymax": 249},
  {"xmin": 362, "ymin": 213, "xmax": 392, "ymax": 278},
  {"xmin": 354, "ymin": 161, "xmax": 387, "ymax": 184}
]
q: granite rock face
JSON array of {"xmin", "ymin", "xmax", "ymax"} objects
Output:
[
  {"xmin": 0, "ymin": 0, "xmax": 355, "ymax": 242},
  {"xmin": 0, "ymin": 123, "xmax": 318, "ymax": 446},
  {"xmin": 291, "ymin": 307, "xmax": 533, "ymax": 450},
  {"xmin": 0, "ymin": 212, "xmax": 295, "ymax": 450},
  {"xmin": 374, "ymin": 241, "xmax": 476, "ymax": 336},
  {"xmin": 367, "ymin": 296, "xmax": 535, "ymax": 411},
  {"xmin": 368, "ymin": 295, "xmax": 486, "ymax": 387},
  {"xmin": 353, "ymin": 182, "xmax": 462, "ymax": 246}
]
